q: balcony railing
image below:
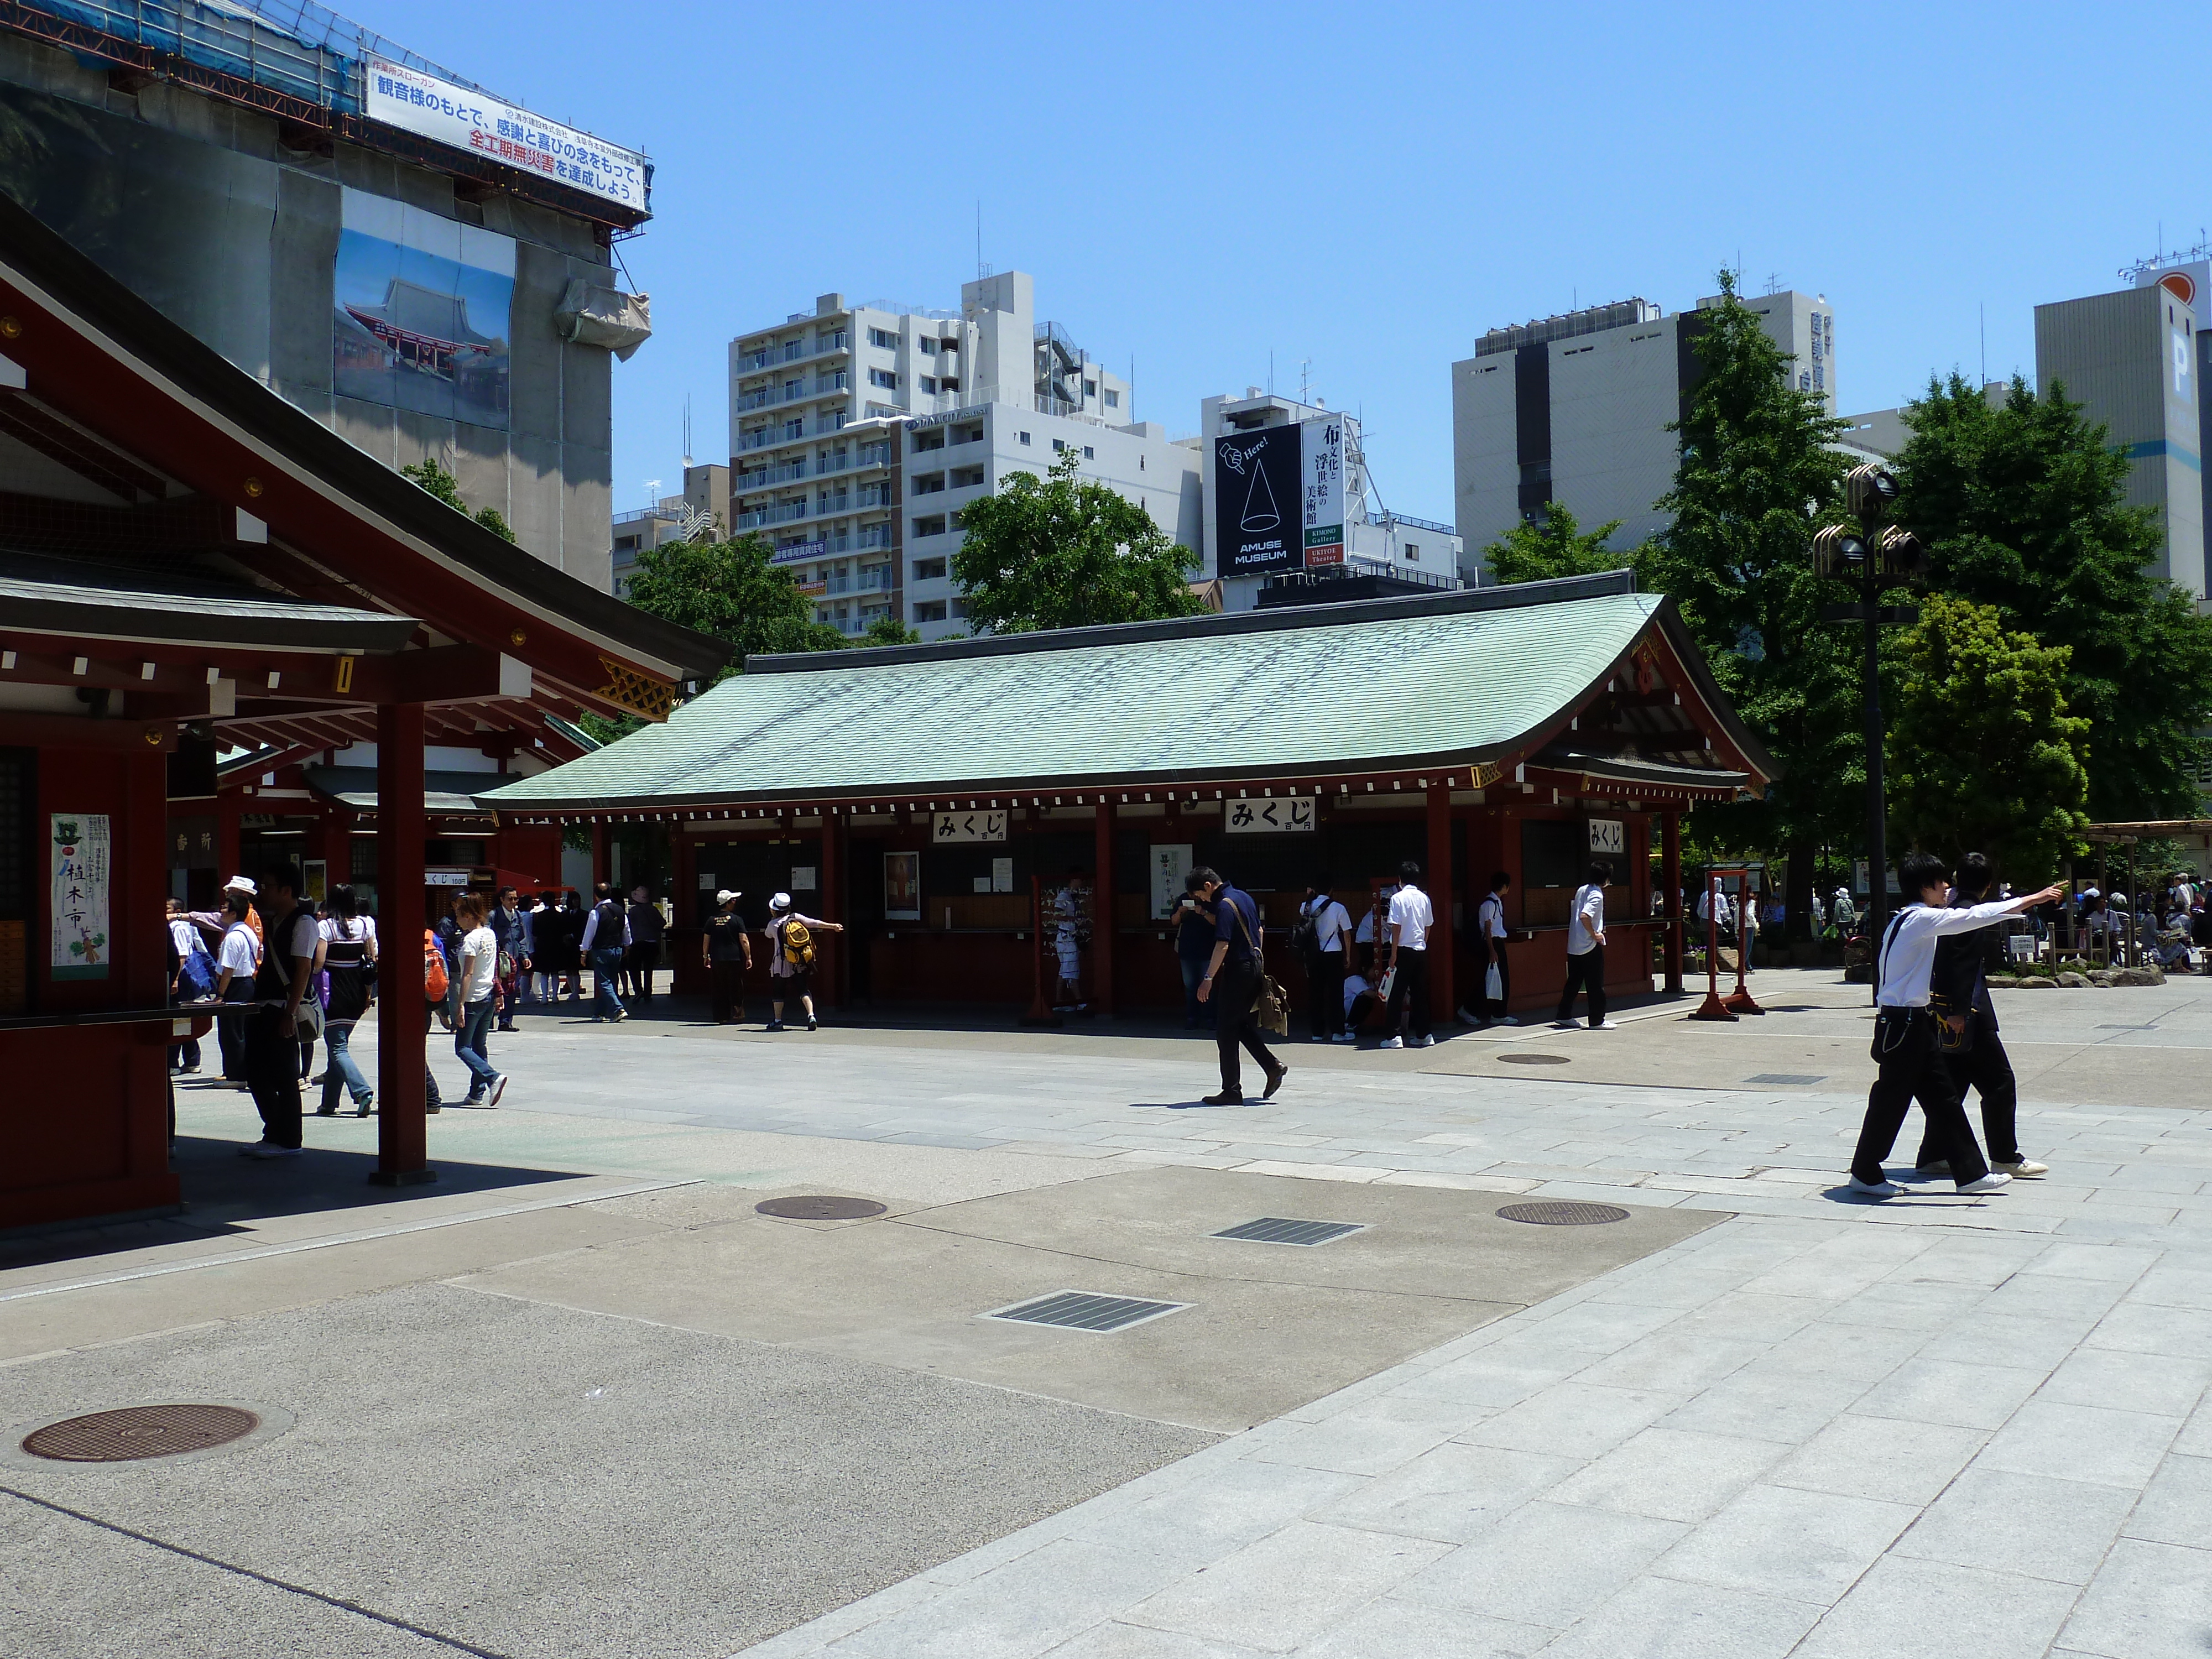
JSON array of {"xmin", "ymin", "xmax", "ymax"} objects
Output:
[
  {"xmin": 816, "ymin": 492, "xmax": 849, "ymax": 515},
  {"xmin": 816, "ymin": 371, "xmax": 849, "ymax": 394},
  {"xmin": 856, "ymin": 483, "xmax": 893, "ymax": 508},
  {"xmin": 736, "ymin": 499, "xmax": 811, "ymax": 529},
  {"xmin": 855, "ymin": 524, "xmax": 893, "ymax": 549}
]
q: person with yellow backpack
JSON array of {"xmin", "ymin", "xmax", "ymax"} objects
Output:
[{"xmin": 763, "ymin": 891, "xmax": 842, "ymax": 1032}]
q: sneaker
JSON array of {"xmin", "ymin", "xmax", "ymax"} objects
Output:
[
  {"xmin": 1456, "ymin": 1007, "xmax": 1482, "ymax": 1026},
  {"xmin": 1588, "ymin": 1020, "xmax": 1620, "ymax": 1031},
  {"xmin": 1551, "ymin": 1019, "xmax": 1578, "ymax": 1030},
  {"xmin": 356, "ymin": 1094, "xmax": 373, "ymax": 1118},
  {"xmin": 1848, "ymin": 1176, "xmax": 1900, "ymax": 1197},
  {"xmin": 766, "ymin": 1020, "xmax": 786, "ymax": 1032},
  {"xmin": 487, "ymin": 1074, "xmax": 508, "ymax": 1108},
  {"xmin": 1916, "ymin": 1160, "xmax": 1953, "ymax": 1179},
  {"xmin": 1958, "ymin": 1172, "xmax": 2012, "ymax": 1195},
  {"xmin": 1331, "ymin": 1032, "xmax": 1357, "ymax": 1044},
  {"xmin": 806, "ymin": 1016, "xmax": 819, "ymax": 1032},
  {"xmin": 1995, "ymin": 1159, "xmax": 2048, "ymax": 1178},
  {"xmin": 1201, "ymin": 1091, "xmax": 1245, "ymax": 1105},
  {"xmin": 1378, "ymin": 1036, "xmax": 1404, "ymax": 1050},
  {"xmin": 237, "ymin": 1139, "xmax": 276, "ymax": 1158},
  {"xmin": 1263, "ymin": 1064, "xmax": 1288, "ymax": 1098},
  {"xmin": 613, "ymin": 1010, "xmax": 629, "ymax": 1023},
  {"xmin": 314, "ymin": 1102, "xmax": 338, "ymax": 1117},
  {"xmin": 1496, "ymin": 1016, "xmax": 1521, "ymax": 1027},
  {"xmin": 242, "ymin": 1141, "xmax": 300, "ymax": 1160},
  {"xmin": 1415, "ymin": 1034, "xmax": 1437, "ymax": 1048},
  {"xmin": 462, "ymin": 1093, "xmax": 486, "ymax": 1107}
]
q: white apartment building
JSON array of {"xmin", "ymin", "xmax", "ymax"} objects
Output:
[
  {"xmin": 609, "ymin": 462, "xmax": 729, "ymax": 599},
  {"xmin": 1199, "ymin": 392, "xmax": 1464, "ymax": 611},
  {"xmin": 1453, "ymin": 290, "xmax": 1835, "ymax": 571},
  {"xmin": 727, "ymin": 270, "xmax": 1200, "ymax": 641}
]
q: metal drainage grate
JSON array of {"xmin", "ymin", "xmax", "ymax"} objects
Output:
[
  {"xmin": 1743, "ymin": 1073, "xmax": 1827, "ymax": 1086},
  {"xmin": 984, "ymin": 1291, "xmax": 1189, "ymax": 1333},
  {"xmin": 755, "ymin": 1196, "xmax": 887, "ymax": 1220},
  {"xmin": 1499, "ymin": 1053, "xmax": 1572, "ymax": 1066},
  {"xmin": 1496, "ymin": 1201, "xmax": 1630, "ymax": 1227},
  {"xmin": 1213, "ymin": 1217, "xmax": 1367, "ymax": 1247},
  {"xmin": 23, "ymin": 1404, "xmax": 258, "ymax": 1463}
]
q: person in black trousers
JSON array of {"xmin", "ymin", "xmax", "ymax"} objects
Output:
[
  {"xmin": 241, "ymin": 863, "xmax": 318, "ymax": 1159},
  {"xmin": 1914, "ymin": 852, "xmax": 2048, "ymax": 1180},
  {"xmin": 1300, "ymin": 874, "xmax": 1353, "ymax": 1043},
  {"xmin": 1191, "ymin": 867, "xmax": 1285, "ymax": 1105}
]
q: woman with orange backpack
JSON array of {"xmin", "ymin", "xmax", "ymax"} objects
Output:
[{"xmin": 763, "ymin": 891, "xmax": 842, "ymax": 1032}]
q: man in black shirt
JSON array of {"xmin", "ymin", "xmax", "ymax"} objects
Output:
[
  {"xmin": 701, "ymin": 889, "xmax": 753, "ymax": 1026},
  {"xmin": 1191, "ymin": 866, "xmax": 1286, "ymax": 1105}
]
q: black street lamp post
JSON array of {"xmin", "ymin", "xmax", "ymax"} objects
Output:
[{"xmin": 1814, "ymin": 463, "xmax": 1927, "ymax": 986}]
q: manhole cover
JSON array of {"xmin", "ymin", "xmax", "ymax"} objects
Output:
[
  {"xmin": 755, "ymin": 1196, "xmax": 887, "ymax": 1220},
  {"xmin": 1744, "ymin": 1073, "xmax": 1827, "ymax": 1086},
  {"xmin": 1213, "ymin": 1217, "xmax": 1366, "ymax": 1246},
  {"xmin": 1496, "ymin": 1201, "xmax": 1630, "ymax": 1226},
  {"xmin": 1499, "ymin": 1053, "xmax": 1572, "ymax": 1065},
  {"xmin": 984, "ymin": 1291, "xmax": 1188, "ymax": 1332},
  {"xmin": 23, "ymin": 1404, "xmax": 259, "ymax": 1463}
]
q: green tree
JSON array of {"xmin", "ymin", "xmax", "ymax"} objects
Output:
[
  {"xmin": 952, "ymin": 448, "xmax": 1204, "ymax": 633},
  {"xmin": 1889, "ymin": 594, "xmax": 2089, "ymax": 884},
  {"xmin": 1894, "ymin": 373, "xmax": 2212, "ymax": 821},
  {"xmin": 399, "ymin": 457, "xmax": 517, "ymax": 542},
  {"xmin": 1645, "ymin": 269, "xmax": 1858, "ymax": 937},
  {"xmin": 624, "ymin": 531, "xmax": 847, "ymax": 670},
  {"xmin": 862, "ymin": 614, "xmax": 923, "ymax": 646},
  {"xmin": 1482, "ymin": 501, "xmax": 1651, "ymax": 586}
]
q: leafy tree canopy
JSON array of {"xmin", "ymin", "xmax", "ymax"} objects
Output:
[
  {"xmin": 1889, "ymin": 594, "xmax": 2089, "ymax": 885},
  {"xmin": 400, "ymin": 457, "xmax": 515, "ymax": 542},
  {"xmin": 862, "ymin": 614, "xmax": 923, "ymax": 646},
  {"xmin": 952, "ymin": 448, "xmax": 1204, "ymax": 633},
  {"xmin": 1644, "ymin": 269, "xmax": 1858, "ymax": 931},
  {"xmin": 1483, "ymin": 501, "xmax": 1651, "ymax": 586},
  {"xmin": 624, "ymin": 531, "xmax": 847, "ymax": 669},
  {"xmin": 1895, "ymin": 373, "xmax": 2212, "ymax": 821}
]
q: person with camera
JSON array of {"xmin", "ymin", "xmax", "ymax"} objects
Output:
[
  {"xmin": 1849, "ymin": 852, "xmax": 2063, "ymax": 1197},
  {"xmin": 1190, "ymin": 867, "xmax": 1286, "ymax": 1105}
]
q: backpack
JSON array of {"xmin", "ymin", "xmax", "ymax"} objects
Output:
[
  {"xmin": 176, "ymin": 933, "xmax": 217, "ymax": 1000},
  {"xmin": 779, "ymin": 917, "xmax": 815, "ymax": 971},
  {"xmin": 1291, "ymin": 904, "xmax": 1321, "ymax": 961},
  {"xmin": 422, "ymin": 928, "xmax": 450, "ymax": 1001}
]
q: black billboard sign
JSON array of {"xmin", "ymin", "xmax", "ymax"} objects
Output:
[{"xmin": 1215, "ymin": 427, "xmax": 1302, "ymax": 575}]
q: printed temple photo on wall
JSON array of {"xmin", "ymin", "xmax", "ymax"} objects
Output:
[{"xmin": 333, "ymin": 187, "xmax": 516, "ymax": 430}]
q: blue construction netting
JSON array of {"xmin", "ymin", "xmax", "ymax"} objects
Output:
[{"xmin": 29, "ymin": 0, "xmax": 500, "ymax": 113}]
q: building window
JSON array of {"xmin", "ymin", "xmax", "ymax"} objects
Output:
[
  {"xmin": 950, "ymin": 466, "xmax": 984, "ymax": 488},
  {"xmin": 940, "ymin": 338, "xmax": 958, "ymax": 354},
  {"xmin": 913, "ymin": 473, "xmax": 945, "ymax": 494},
  {"xmin": 912, "ymin": 557, "xmax": 947, "ymax": 581},
  {"xmin": 1405, "ymin": 543, "xmax": 1420, "ymax": 561},
  {"xmin": 919, "ymin": 376, "xmax": 937, "ymax": 393},
  {"xmin": 939, "ymin": 377, "xmax": 959, "ymax": 392},
  {"xmin": 869, "ymin": 368, "xmax": 898, "ymax": 389},
  {"xmin": 1052, "ymin": 438, "xmax": 1066, "ymax": 452},
  {"xmin": 919, "ymin": 338, "xmax": 938, "ymax": 356},
  {"xmin": 1104, "ymin": 389, "xmax": 1119, "ymax": 408},
  {"xmin": 914, "ymin": 514, "xmax": 947, "ymax": 537},
  {"xmin": 868, "ymin": 327, "xmax": 899, "ymax": 349},
  {"xmin": 1082, "ymin": 446, "xmax": 1094, "ymax": 459},
  {"xmin": 914, "ymin": 599, "xmax": 947, "ymax": 623},
  {"xmin": 1018, "ymin": 431, "xmax": 1031, "ymax": 445},
  {"xmin": 1083, "ymin": 380, "xmax": 1097, "ymax": 399},
  {"xmin": 912, "ymin": 429, "xmax": 944, "ymax": 453}
]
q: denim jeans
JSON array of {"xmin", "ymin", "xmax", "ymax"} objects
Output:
[
  {"xmin": 320, "ymin": 1021, "xmax": 372, "ymax": 1110},
  {"xmin": 1180, "ymin": 956, "xmax": 1210, "ymax": 1027},
  {"xmin": 591, "ymin": 948, "xmax": 627, "ymax": 1019},
  {"xmin": 455, "ymin": 998, "xmax": 499, "ymax": 1095}
]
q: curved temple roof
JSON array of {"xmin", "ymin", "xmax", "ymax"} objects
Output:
[{"xmin": 483, "ymin": 578, "xmax": 1775, "ymax": 813}]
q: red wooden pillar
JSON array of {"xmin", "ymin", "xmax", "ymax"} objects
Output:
[
  {"xmin": 1426, "ymin": 781, "xmax": 1454, "ymax": 1024},
  {"xmin": 373, "ymin": 701, "xmax": 432, "ymax": 1187},
  {"xmin": 126, "ymin": 744, "xmax": 177, "ymax": 1199},
  {"xmin": 1662, "ymin": 811, "xmax": 1684, "ymax": 993},
  {"xmin": 822, "ymin": 809, "xmax": 846, "ymax": 1008},
  {"xmin": 1093, "ymin": 799, "xmax": 1117, "ymax": 1016}
]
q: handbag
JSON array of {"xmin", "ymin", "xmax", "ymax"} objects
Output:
[{"xmin": 1225, "ymin": 896, "xmax": 1291, "ymax": 1037}]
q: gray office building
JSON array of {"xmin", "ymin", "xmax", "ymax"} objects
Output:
[{"xmin": 1453, "ymin": 290, "xmax": 1834, "ymax": 571}]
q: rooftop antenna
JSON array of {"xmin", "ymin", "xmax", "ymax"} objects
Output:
[
  {"xmin": 975, "ymin": 200, "xmax": 984, "ymax": 280},
  {"xmin": 643, "ymin": 477, "xmax": 661, "ymax": 510},
  {"xmin": 1979, "ymin": 304, "xmax": 1986, "ymax": 386},
  {"xmin": 1269, "ymin": 350, "xmax": 1274, "ymax": 397},
  {"xmin": 682, "ymin": 397, "xmax": 693, "ymax": 468},
  {"xmin": 1298, "ymin": 357, "xmax": 1311, "ymax": 403}
]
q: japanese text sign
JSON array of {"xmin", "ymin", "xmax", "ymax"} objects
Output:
[{"xmin": 365, "ymin": 58, "xmax": 648, "ymax": 211}]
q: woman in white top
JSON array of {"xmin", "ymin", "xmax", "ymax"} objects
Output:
[
  {"xmin": 212, "ymin": 887, "xmax": 260, "ymax": 1086},
  {"xmin": 1300, "ymin": 875, "xmax": 1355, "ymax": 1043},
  {"xmin": 316, "ymin": 885, "xmax": 378, "ymax": 1117},
  {"xmin": 450, "ymin": 893, "xmax": 508, "ymax": 1107}
]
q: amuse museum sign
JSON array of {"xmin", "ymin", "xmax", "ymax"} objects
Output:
[{"xmin": 1214, "ymin": 419, "xmax": 1346, "ymax": 575}]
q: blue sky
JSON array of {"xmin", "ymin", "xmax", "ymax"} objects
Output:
[{"xmin": 359, "ymin": 2, "xmax": 2210, "ymax": 529}]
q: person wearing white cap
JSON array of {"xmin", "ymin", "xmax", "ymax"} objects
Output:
[
  {"xmin": 701, "ymin": 889, "xmax": 753, "ymax": 1025},
  {"xmin": 763, "ymin": 891, "xmax": 841, "ymax": 1032}
]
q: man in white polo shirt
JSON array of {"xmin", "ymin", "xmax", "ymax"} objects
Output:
[
  {"xmin": 1379, "ymin": 860, "xmax": 1436, "ymax": 1050},
  {"xmin": 1555, "ymin": 860, "xmax": 1616, "ymax": 1030},
  {"xmin": 1849, "ymin": 852, "xmax": 2063, "ymax": 1198}
]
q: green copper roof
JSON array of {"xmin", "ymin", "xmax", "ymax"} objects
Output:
[{"xmin": 483, "ymin": 578, "xmax": 1744, "ymax": 811}]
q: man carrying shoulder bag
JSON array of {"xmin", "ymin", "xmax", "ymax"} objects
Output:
[{"xmin": 1191, "ymin": 867, "xmax": 1287, "ymax": 1106}]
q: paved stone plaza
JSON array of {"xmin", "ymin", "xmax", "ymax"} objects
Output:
[{"xmin": 4, "ymin": 968, "xmax": 2209, "ymax": 1657}]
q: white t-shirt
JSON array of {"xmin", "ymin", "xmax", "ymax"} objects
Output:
[
  {"xmin": 1568, "ymin": 883, "xmax": 1605, "ymax": 956},
  {"xmin": 458, "ymin": 925, "xmax": 498, "ymax": 1004},
  {"xmin": 1386, "ymin": 885, "xmax": 1434, "ymax": 952},
  {"xmin": 1478, "ymin": 893, "xmax": 1507, "ymax": 940},
  {"xmin": 218, "ymin": 921, "xmax": 258, "ymax": 983},
  {"xmin": 168, "ymin": 917, "xmax": 202, "ymax": 962},
  {"xmin": 1304, "ymin": 896, "xmax": 1352, "ymax": 953},
  {"xmin": 319, "ymin": 914, "xmax": 377, "ymax": 950},
  {"xmin": 1342, "ymin": 974, "xmax": 1372, "ymax": 1017}
]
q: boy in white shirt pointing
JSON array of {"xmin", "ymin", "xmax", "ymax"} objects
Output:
[{"xmin": 1849, "ymin": 852, "xmax": 2063, "ymax": 1198}]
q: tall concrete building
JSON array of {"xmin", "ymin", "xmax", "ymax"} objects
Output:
[
  {"xmin": 0, "ymin": 0, "xmax": 650, "ymax": 587},
  {"xmin": 2035, "ymin": 279, "xmax": 2206, "ymax": 601},
  {"xmin": 610, "ymin": 463, "xmax": 730, "ymax": 599},
  {"xmin": 1453, "ymin": 290, "xmax": 1835, "ymax": 572},
  {"xmin": 727, "ymin": 272, "xmax": 1199, "ymax": 641},
  {"xmin": 1199, "ymin": 392, "xmax": 1463, "ymax": 612}
]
